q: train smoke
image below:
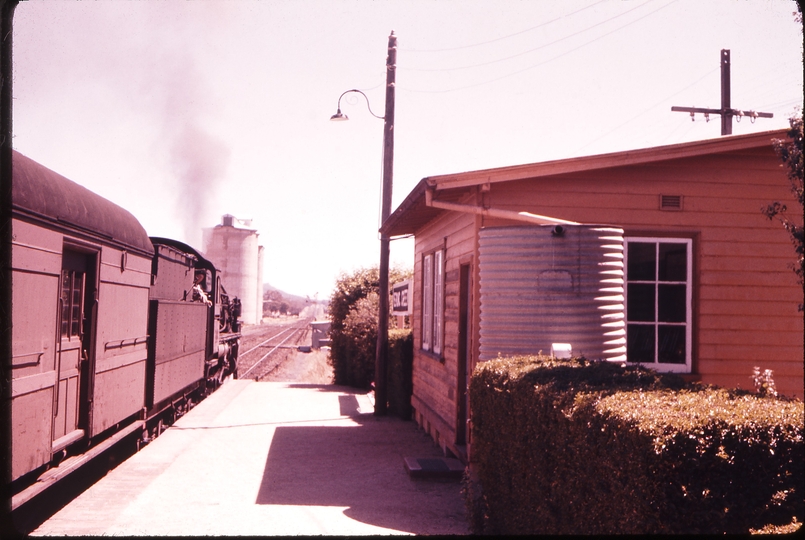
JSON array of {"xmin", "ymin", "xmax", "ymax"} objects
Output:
[
  {"xmin": 13, "ymin": 2, "xmax": 233, "ymax": 250},
  {"xmin": 169, "ymin": 121, "xmax": 231, "ymax": 248},
  {"xmin": 139, "ymin": 3, "xmax": 232, "ymax": 249},
  {"xmin": 158, "ymin": 48, "xmax": 231, "ymax": 250}
]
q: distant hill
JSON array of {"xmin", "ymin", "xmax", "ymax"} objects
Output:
[
  {"xmin": 262, "ymin": 283, "xmax": 323, "ymax": 304},
  {"xmin": 262, "ymin": 283, "xmax": 326, "ymax": 317}
]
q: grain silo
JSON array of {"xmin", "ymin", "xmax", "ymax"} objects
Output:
[{"xmin": 202, "ymin": 215, "xmax": 264, "ymax": 325}]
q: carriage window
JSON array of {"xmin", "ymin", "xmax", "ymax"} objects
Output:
[{"xmin": 61, "ymin": 269, "xmax": 85, "ymax": 339}]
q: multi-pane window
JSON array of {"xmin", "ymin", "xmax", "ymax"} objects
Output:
[
  {"xmin": 624, "ymin": 238, "xmax": 692, "ymax": 372},
  {"xmin": 60, "ymin": 269, "xmax": 85, "ymax": 339},
  {"xmin": 421, "ymin": 250, "xmax": 444, "ymax": 355}
]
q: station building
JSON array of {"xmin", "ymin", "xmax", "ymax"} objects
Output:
[{"xmin": 380, "ymin": 128, "xmax": 804, "ymax": 462}]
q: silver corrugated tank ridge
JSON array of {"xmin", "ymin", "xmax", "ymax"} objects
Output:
[{"xmin": 479, "ymin": 225, "xmax": 626, "ymax": 361}]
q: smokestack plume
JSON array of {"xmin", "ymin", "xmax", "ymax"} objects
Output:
[{"xmin": 170, "ymin": 122, "xmax": 230, "ymax": 247}]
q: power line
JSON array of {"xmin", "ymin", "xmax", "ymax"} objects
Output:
[
  {"xmin": 746, "ymin": 80, "xmax": 804, "ymax": 106},
  {"xmin": 398, "ymin": 0, "xmax": 678, "ymax": 94},
  {"xmin": 575, "ymin": 64, "xmax": 720, "ymax": 154},
  {"xmin": 401, "ymin": 0, "xmax": 655, "ymax": 72},
  {"xmin": 659, "ymin": 116, "xmax": 700, "ymax": 145},
  {"xmin": 398, "ymin": 0, "xmax": 610, "ymax": 53},
  {"xmin": 756, "ymin": 98, "xmax": 803, "ymax": 112},
  {"xmin": 659, "ymin": 116, "xmax": 705, "ymax": 145}
]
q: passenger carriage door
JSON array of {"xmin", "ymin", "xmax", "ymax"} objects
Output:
[{"xmin": 53, "ymin": 248, "xmax": 97, "ymax": 452}]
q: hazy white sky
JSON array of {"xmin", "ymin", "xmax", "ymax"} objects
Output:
[{"xmin": 12, "ymin": 0, "xmax": 803, "ymax": 298}]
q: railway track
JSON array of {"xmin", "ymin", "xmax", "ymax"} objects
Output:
[{"xmin": 236, "ymin": 317, "xmax": 313, "ymax": 381}]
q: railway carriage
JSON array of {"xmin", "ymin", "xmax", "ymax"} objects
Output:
[
  {"xmin": 11, "ymin": 150, "xmax": 154, "ymax": 481},
  {"xmin": 10, "ymin": 150, "xmax": 240, "ymax": 487}
]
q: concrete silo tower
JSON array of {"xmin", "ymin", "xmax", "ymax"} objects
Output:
[{"xmin": 202, "ymin": 214, "xmax": 264, "ymax": 325}]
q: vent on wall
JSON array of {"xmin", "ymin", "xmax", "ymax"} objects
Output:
[{"xmin": 660, "ymin": 195, "xmax": 683, "ymax": 210}]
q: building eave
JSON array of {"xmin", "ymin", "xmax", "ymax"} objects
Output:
[{"xmin": 380, "ymin": 129, "xmax": 789, "ymax": 238}]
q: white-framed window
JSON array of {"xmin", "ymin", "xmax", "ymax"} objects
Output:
[
  {"xmin": 421, "ymin": 249, "xmax": 444, "ymax": 355},
  {"xmin": 624, "ymin": 237, "xmax": 692, "ymax": 372}
]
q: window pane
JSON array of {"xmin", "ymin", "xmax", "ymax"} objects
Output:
[
  {"xmin": 61, "ymin": 306, "xmax": 69, "ymax": 336},
  {"xmin": 627, "ymin": 324, "xmax": 654, "ymax": 363},
  {"xmin": 659, "ymin": 243, "xmax": 687, "ymax": 282},
  {"xmin": 422, "ymin": 254, "xmax": 433, "ymax": 350},
  {"xmin": 658, "ymin": 284, "xmax": 686, "ymax": 323},
  {"xmin": 433, "ymin": 251, "xmax": 444, "ymax": 354},
  {"xmin": 658, "ymin": 325, "xmax": 686, "ymax": 364},
  {"xmin": 61, "ymin": 270, "xmax": 71, "ymax": 294},
  {"xmin": 61, "ymin": 271, "xmax": 71, "ymax": 337},
  {"xmin": 627, "ymin": 242, "xmax": 656, "ymax": 281},
  {"xmin": 627, "ymin": 283, "xmax": 654, "ymax": 322}
]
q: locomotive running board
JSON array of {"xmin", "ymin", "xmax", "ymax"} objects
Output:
[{"xmin": 11, "ymin": 420, "xmax": 145, "ymax": 511}]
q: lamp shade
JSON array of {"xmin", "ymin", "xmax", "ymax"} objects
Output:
[{"xmin": 330, "ymin": 109, "xmax": 349, "ymax": 121}]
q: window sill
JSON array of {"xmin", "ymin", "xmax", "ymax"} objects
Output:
[{"xmin": 419, "ymin": 349, "xmax": 445, "ymax": 363}]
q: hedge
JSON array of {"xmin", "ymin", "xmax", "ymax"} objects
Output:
[
  {"xmin": 387, "ymin": 329, "xmax": 413, "ymax": 419},
  {"xmin": 327, "ymin": 266, "xmax": 413, "ymax": 418},
  {"xmin": 468, "ymin": 355, "xmax": 804, "ymax": 535}
]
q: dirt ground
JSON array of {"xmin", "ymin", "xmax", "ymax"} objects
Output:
[{"xmin": 264, "ymin": 346, "xmax": 334, "ymax": 384}]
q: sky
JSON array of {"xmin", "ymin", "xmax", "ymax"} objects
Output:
[{"xmin": 11, "ymin": 0, "xmax": 803, "ymax": 299}]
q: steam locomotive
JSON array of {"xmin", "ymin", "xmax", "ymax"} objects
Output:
[{"xmin": 9, "ymin": 150, "xmax": 241, "ymax": 491}]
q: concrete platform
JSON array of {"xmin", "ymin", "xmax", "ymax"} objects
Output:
[{"xmin": 29, "ymin": 380, "xmax": 469, "ymax": 536}]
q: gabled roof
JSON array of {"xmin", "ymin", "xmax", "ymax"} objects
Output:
[{"xmin": 381, "ymin": 128, "xmax": 789, "ymax": 237}]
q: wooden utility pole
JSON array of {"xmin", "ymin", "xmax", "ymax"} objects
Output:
[
  {"xmin": 375, "ymin": 31, "xmax": 396, "ymax": 416},
  {"xmin": 672, "ymin": 49, "xmax": 773, "ymax": 135},
  {"xmin": 329, "ymin": 32, "xmax": 396, "ymax": 416}
]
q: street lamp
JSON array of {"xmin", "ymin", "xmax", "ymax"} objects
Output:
[
  {"xmin": 330, "ymin": 31, "xmax": 396, "ymax": 416},
  {"xmin": 330, "ymin": 89, "xmax": 383, "ymax": 122}
]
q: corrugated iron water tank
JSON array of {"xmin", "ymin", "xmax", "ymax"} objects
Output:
[{"xmin": 479, "ymin": 225, "xmax": 626, "ymax": 361}]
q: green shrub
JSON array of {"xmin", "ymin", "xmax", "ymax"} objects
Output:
[
  {"xmin": 469, "ymin": 355, "xmax": 804, "ymax": 535},
  {"xmin": 328, "ymin": 267, "xmax": 379, "ymax": 388},
  {"xmin": 341, "ymin": 293, "xmax": 378, "ymax": 389},
  {"xmin": 387, "ymin": 329, "xmax": 413, "ymax": 419},
  {"xmin": 328, "ymin": 266, "xmax": 411, "ymax": 391}
]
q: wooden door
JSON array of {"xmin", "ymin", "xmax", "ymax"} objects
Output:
[{"xmin": 53, "ymin": 249, "xmax": 95, "ymax": 453}]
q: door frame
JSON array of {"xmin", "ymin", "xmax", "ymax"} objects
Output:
[
  {"xmin": 53, "ymin": 243, "xmax": 99, "ymax": 452},
  {"xmin": 455, "ymin": 263, "xmax": 471, "ymax": 446}
]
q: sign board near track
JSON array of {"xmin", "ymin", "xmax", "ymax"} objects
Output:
[{"xmin": 392, "ymin": 280, "xmax": 411, "ymax": 315}]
